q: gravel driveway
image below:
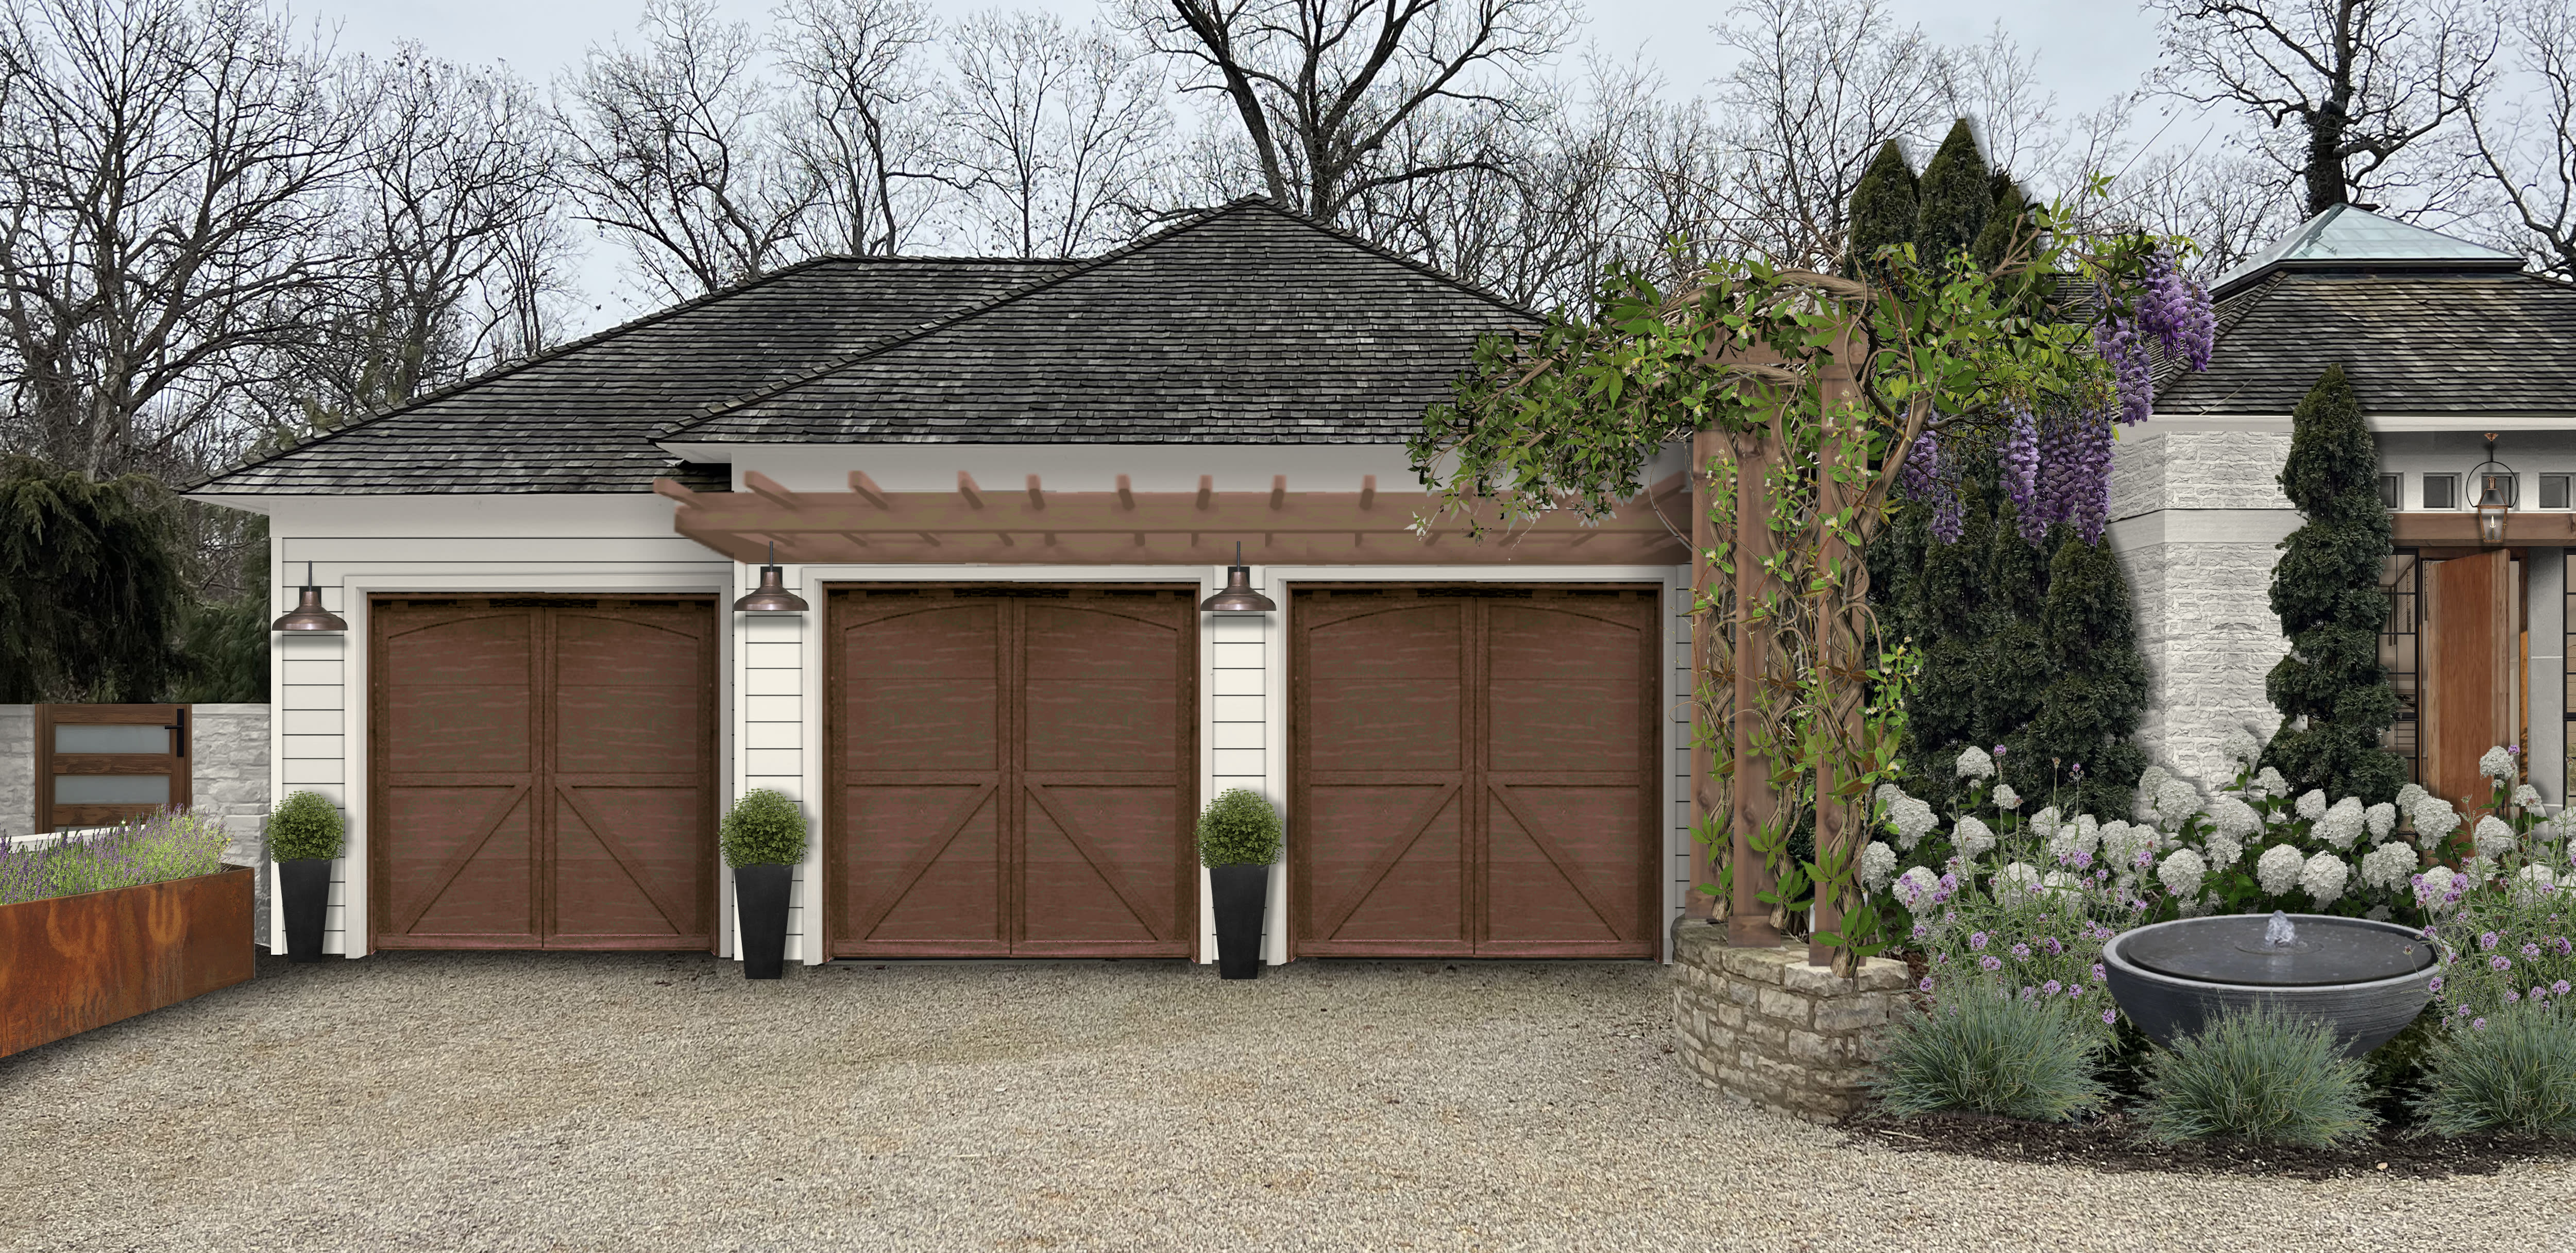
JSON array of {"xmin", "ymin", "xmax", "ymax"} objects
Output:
[{"xmin": 3, "ymin": 952, "xmax": 2568, "ymax": 1252}]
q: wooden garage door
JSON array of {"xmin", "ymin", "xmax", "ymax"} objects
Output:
[
  {"xmin": 828, "ymin": 586, "xmax": 1196, "ymax": 958},
  {"xmin": 370, "ymin": 597, "xmax": 717, "ymax": 950},
  {"xmin": 1293, "ymin": 586, "xmax": 1660, "ymax": 958}
]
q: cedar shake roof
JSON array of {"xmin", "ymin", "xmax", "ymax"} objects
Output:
[
  {"xmin": 660, "ymin": 200, "xmax": 1537, "ymax": 446},
  {"xmin": 192, "ymin": 200, "xmax": 1535, "ymax": 495},
  {"xmin": 2155, "ymin": 270, "xmax": 2576, "ymax": 418},
  {"xmin": 191, "ymin": 256, "xmax": 1071, "ymax": 495}
]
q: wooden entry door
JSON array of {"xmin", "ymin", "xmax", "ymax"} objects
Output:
[
  {"xmin": 827, "ymin": 586, "xmax": 1196, "ymax": 958},
  {"xmin": 1292, "ymin": 586, "xmax": 1661, "ymax": 958},
  {"xmin": 370, "ymin": 597, "xmax": 717, "ymax": 950},
  {"xmin": 2425, "ymin": 550, "xmax": 2516, "ymax": 811},
  {"xmin": 35, "ymin": 704, "xmax": 190, "ymax": 832}
]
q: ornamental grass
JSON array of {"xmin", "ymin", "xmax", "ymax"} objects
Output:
[
  {"xmin": 0, "ymin": 809, "xmax": 230, "ymax": 905},
  {"xmin": 1872, "ymin": 990, "xmax": 2110, "ymax": 1123},
  {"xmin": 2139, "ymin": 1006, "xmax": 2376, "ymax": 1146},
  {"xmin": 2411, "ymin": 1007, "xmax": 2576, "ymax": 1138}
]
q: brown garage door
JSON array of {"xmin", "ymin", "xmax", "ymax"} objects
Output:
[
  {"xmin": 828, "ymin": 586, "xmax": 1196, "ymax": 958},
  {"xmin": 1293, "ymin": 586, "xmax": 1660, "ymax": 958},
  {"xmin": 370, "ymin": 597, "xmax": 717, "ymax": 950}
]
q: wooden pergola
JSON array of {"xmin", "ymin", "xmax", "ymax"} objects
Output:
[{"xmin": 653, "ymin": 470, "xmax": 1694, "ymax": 566}]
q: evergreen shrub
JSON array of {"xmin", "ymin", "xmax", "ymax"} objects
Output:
[
  {"xmin": 721, "ymin": 789, "xmax": 807, "ymax": 867},
  {"xmin": 269, "ymin": 790, "xmax": 345, "ymax": 860},
  {"xmin": 2140, "ymin": 1006, "xmax": 2376, "ymax": 1145},
  {"xmin": 1872, "ymin": 991, "xmax": 2109, "ymax": 1122},
  {"xmin": 2412, "ymin": 1008, "xmax": 2576, "ymax": 1137},
  {"xmin": 1197, "ymin": 788, "xmax": 1281, "ymax": 867}
]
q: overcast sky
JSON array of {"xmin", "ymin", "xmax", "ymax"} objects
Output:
[{"xmin": 297, "ymin": 0, "xmax": 2183, "ymax": 326}]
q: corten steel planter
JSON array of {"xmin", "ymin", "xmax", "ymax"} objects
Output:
[
  {"xmin": 735, "ymin": 864, "xmax": 793, "ymax": 980},
  {"xmin": 1210, "ymin": 864, "xmax": 1269, "ymax": 979},
  {"xmin": 2103, "ymin": 913, "xmax": 2439, "ymax": 1058},
  {"xmin": 277, "ymin": 859, "xmax": 333, "ymax": 962},
  {"xmin": 0, "ymin": 865, "xmax": 256, "ymax": 1058}
]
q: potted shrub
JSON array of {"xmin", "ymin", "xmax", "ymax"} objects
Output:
[
  {"xmin": 269, "ymin": 790, "xmax": 343, "ymax": 963},
  {"xmin": 1199, "ymin": 788, "xmax": 1281, "ymax": 979},
  {"xmin": 722, "ymin": 789, "xmax": 807, "ymax": 980}
]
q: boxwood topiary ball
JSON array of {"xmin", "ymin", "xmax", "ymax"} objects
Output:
[
  {"xmin": 268, "ymin": 790, "xmax": 345, "ymax": 861},
  {"xmin": 721, "ymin": 789, "xmax": 808, "ymax": 868},
  {"xmin": 1197, "ymin": 788, "xmax": 1280, "ymax": 868}
]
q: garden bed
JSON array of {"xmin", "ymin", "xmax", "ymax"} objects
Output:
[
  {"xmin": 1840, "ymin": 1108, "xmax": 2571, "ymax": 1179},
  {"xmin": 0, "ymin": 863, "xmax": 256, "ymax": 1057}
]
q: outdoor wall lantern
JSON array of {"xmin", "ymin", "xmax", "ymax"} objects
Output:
[
  {"xmin": 732, "ymin": 541, "xmax": 810, "ymax": 614},
  {"xmin": 2472, "ymin": 433, "xmax": 2513, "ymax": 546},
  {"xmin": 269, "ymin": 562, "xmax": 348, "ymax": 633},
  {"xmin": 1199, "ymin": 542, "xmax": 1277, "ymax": 614}
]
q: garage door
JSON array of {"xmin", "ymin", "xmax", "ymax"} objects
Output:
[
  {"xmin": 1292, "ymin": 586, "xmax": 1661, "ymax": 958},
  {"xmin": 828, "ymin": 586, "xmax": 1196, "ymax": 958},
  {"xmin": 370, "ymin": 597, "xmax": 717, "ymax": 950}
]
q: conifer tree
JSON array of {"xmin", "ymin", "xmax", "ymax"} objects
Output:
[
  {"xmin": 1912, "ymin": 120, "xmax": 1991, "ymax": 263},
  {"xmin": 2016, "ymin": 532, "xmax": 2150, "ymax": 815},
  {"xmin": 2263, "ymin": 365, "xmax": 2407, "ymax": 803},
  {"xmin": 1844, "ymin": 140, "xmax": 1919, "ymax": 277}
]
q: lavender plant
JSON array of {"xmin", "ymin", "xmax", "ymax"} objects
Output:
[{"xmin": 0, "ymin": 809, "xmax": 230, "ymax": 905}]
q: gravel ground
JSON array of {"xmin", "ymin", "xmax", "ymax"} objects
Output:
[{"xmin": 3, "ymin": 952, "xmax": 2569, "ymax": 1252}]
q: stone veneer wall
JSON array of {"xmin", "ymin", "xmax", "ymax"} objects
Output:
[
  {"xmin": 1670, "ymin": 920, "xmax": 1911, "ymax": 1122},
  {"xmin": 2108, "ymin": 427, "xmax": 2297, "ymax": 790},
  {"xmin": 0, "ymin": 706, "xmax": 29, "ymax": 842}
]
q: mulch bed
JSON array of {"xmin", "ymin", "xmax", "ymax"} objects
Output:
[{"xmin": 1840, "ymin": 1110, "xmax": 2574, "ymax": 1179}]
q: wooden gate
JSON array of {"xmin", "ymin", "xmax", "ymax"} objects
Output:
[
  {"xmin": 369, "ymin": 597, "xmax": 717, "ymax": 950},
  {"xmin": 827, "ymin": 585, "xmax": 1196, "ymax": 958},
  {"xmin": 35, "ymin": 704, "xmax": 190, "ymax": 832},
  {"xmin": 1292, "ymin": 586, "xmax": 1660, "ymax": 958}
]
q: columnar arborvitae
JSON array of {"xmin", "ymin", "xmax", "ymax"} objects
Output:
[
  {"xmin": 1845, "ymin": 140, "xmax": 1921, "ymax": 278},
  {"xmin": 2015, "ymin": 532, "xmax": 2151, "ymax": 815},
  {"xmin": 1912, "ymin": 120, "xmax": 1992, "ymax": 264},
  {"xmin": 2262, "ymin": 365, "xmax": 2407, "ymax": 803}
]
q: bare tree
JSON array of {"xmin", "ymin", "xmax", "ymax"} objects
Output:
[
  {"xmin": 557, "ymin": 0, "xmax": 814, "ymax": 300},
  {"xmin": 943, "ymin": 10, "xmax": 1170, "ymax": 258},
  {"xmin": 2146, "ymin": 0, "xmax": 2499, "ymax": 218},
  {"xmin": 0, "ymin": 0, "xmax": 370, "ymax": 479},
  {"xmin": 1120, "ymin": 0, "xmax": 1578, "ymax": 225},
  {"xmin": 773, "ymin": 0, "xmax": 945, "ymax": 256},
  {"xmin": 2461, "ymin": 1, "xmax": 2576, "ymax": 279}
]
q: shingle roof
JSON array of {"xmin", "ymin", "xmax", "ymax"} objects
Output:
[
  {"xmin": 190, "ymin": 255, "xmax": 1070, "ymax": 495},
  {"xmin": 659, "ymin": 199, "xmax": 1540, "ymax": 446},
  {"xmin": 2155, "ymin": 270, "xmax": 2576, "ymax": 417}
]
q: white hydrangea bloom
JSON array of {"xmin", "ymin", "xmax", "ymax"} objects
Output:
[
  {"xmin": 2396, "ymin": 782, "xmax": 2428, "ymax": 811},
  {"xmin": 2301, "ymin": 851, "xmax": 2351, "ymax": 905},
  {"xmin": 2316, "ymin": 797, "xmax": 2366, "ymax": 851},
  {"xmin": 2046, "ymin": 814, "xmax": 2098, "ymax": 868},
  {"xmin": 2252, "ymin": 767, "xmax": 2290, "ymax": 801},
  {"xmin": 2514, "ymin": 864, "xmax": 2557, "ymax": 902},
  {"xmin": 2203, "ymin": 832, "xmax": 2244, "ymax": 870},
  {"xmin": 2158, "ymin": 848, "xmax": 2207, "ymax": 898},
  {"xmin": 2099, "ymin": 820, "xmax": 2158, "ymax": 871},
  {"xmin": 1991, "ymin": 783, "xmax": 2021, "ymax": 811},
  {"xmin": 2206, "ymin": 795, "xmax": 2261, "ymax": 841},
  {"xmin": 2221, "ymin": 727, "xmax": 2262, "ymax": 771},
  {"xmin": 1859, "ymin": 841, "xmax": 1898, "ymax": 892},
  {"xmin": 2133, "ymin": 767, "xmax": 2171, "ymax": 822},
  {"xmin": 2416, "ymin": 865, "xmax": 2461, "ymax": 913},
  {"xmin": 1955, "ymin": 745, "xmax": 1995, "ymax": 781},
  {"xmin": 2028, "ymin": 806, "xmax": 2061, "ymax": 843},
  {"xmin": 2360, "ymin": 841, "xmax": 2417, "ymax": 892},
  {"xmin": 2154, "ymin": 778, "xmax": 2202, "ymax": 830},
  {"xmin": 2256, "ymin": 843, "xmax": 2306, "ymax": 896},
  {"xmin": 2481, "ymin": 746, "xmax": 2517, "ymax": 782},
  {"xmin": 1883, "ymin": 792, "xmax": 1939, "ymax": 852},
  {"xmin": 2294, "ymin": 789, "xmax": 2328, "ymax": 821},
  {"xmin": 2041, "ymin": 869, "xmax": 2082, "ymax": 894},
  {"xmin": 1892, "ymin": 866, "xmax": 1941, "ymax": 911},
  {"xmin": 1991, "ymin": 861, "xmax": 2041, "ymax": 903},
  {"xmin": 1953, "ymin": 815, "xmax": 1996, "ymax": 861},
  {"xmin": 2515, "ymin": 784, "xmax": 2545, "ymax": 813},
  {"xmin": 2413, "ymin": 798, "xmax": 2463, "ymax": 850},
  {"xmin": 2365, "ymin": 802, "xmax": 2397, "ymax": 839},
  {"xmin": 2473, "ymin": 815, "xmax": 2516, "ymax": 861}
]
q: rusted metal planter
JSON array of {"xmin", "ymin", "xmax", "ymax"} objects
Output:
[{"xmin": 0, "ymin": 865, "xmax": 256, "ymax": 1058}]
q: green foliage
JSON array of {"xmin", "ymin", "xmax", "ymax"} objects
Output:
[
  {"xmin": 0, "ymin": 456, "xmax": 190, "ymax": 702},
  {"xmin": 268, "ymin": 790, "xmax": 345, "ymax": 861},
  {"xmin": 1197, "ymin": 787, "xmax": 1282, "ymax": 867},
  {"xmin": 2141, "ymin": 1006, "xmax": 2377, "ymax": 1145},
  {"xmin": 2263, "ymin": 365, "xmax": 2406, "ymax": 803},
  {"xmin": 1912, "ymin": 121, "xmax": 1992, "ymax": 264},
  {"xmin": 172, "ymin": 591, "xmax": 271, "ymax": 703},
  {"xmin": 1845, "ymin": 140, "xmax": 1920, "ymax": 278},
  {"xmin": 2021, "ymin": 531, "xmax": 2150, "ymax": 815},
  {"xmin": 1872, "ymin": 991, "xmax": 2110, "ymax": 1121},
  {"xmin": 721, "ymin": 789, "xmax": 808, "ymax": 867},
  {"xmin": 0, "ymin": 810, "xmax": 229, "ymax": 904},
  {"xmin": 2412, "ymin": 1008, "xmax": 2576, "ymax": 1137},
  {"xmin": 1972, "ymin": 178, "xmax": 2029, "ymax": 274}
]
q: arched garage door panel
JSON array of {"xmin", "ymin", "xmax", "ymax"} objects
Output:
[{"xmin": 1294, "ymin": 587, "xmax": 1660, "ymax": 959}]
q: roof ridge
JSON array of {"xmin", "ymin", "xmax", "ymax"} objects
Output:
[
  {"xmin": 656, "ymin": 199, "xmax": 1541, "ymax": 442},
  {"xmin": 189, "ymin": 253, "xmax": 1063, "ymax": 491}
]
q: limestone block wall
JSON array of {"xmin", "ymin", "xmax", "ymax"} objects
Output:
[
  {"xmin": 2109, "ymin": 428, "xmax": 2297, "ymax": 792},
  {"xmin": 1669, "ymin": 920, "xmax": 1910, "ymax": 1122},
  {"xmin": 0, "ymin": 706, "xmax": 30, "ymax": 841}
]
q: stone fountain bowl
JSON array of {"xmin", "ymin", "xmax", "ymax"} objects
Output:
[{"xmin": 2103, "ymin": 913, "xmax": 2439, "ymax": 1058}]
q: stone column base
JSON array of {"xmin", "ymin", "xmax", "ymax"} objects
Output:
[{"xmin": 1670, "ymin": 919, "xmax": 1910, "ymax": 1123}]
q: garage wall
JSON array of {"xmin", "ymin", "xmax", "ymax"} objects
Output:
[{"xmin": 739, "ymin": 574, "xmax": 810, "ymax": 962}]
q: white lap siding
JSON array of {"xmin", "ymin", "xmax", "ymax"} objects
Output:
[
  {"xmin": 273, "ymin": 602, "xmax": 350, "ymax": 954},
  {"xmin": 739, "ymin": 589, "xmax": 814, "ymax": 963},
  {"xmin": 1202, "ymin": 576, "xmax": 1282, "ymax": 965}
]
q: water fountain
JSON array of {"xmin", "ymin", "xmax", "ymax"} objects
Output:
[{"xmin": 2102, "ymin": 911, "xmax": 2439, "ymax": 1057}]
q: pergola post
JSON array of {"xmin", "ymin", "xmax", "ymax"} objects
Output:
[{"xmin": 1726, "ymin": 427, "xmax": 1782, "ymax": 948}]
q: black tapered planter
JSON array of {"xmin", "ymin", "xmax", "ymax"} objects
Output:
[
  {"xmin": 1211, "ymin": 863, "xmax": 1269, "ymax": 979},
  {"xmin": 734, "ymin": 863, "xmax": 793, "ymax": 980},
  {"xmin": 277, "ymin": 858, "xmax": 333, "ymax": 963}
]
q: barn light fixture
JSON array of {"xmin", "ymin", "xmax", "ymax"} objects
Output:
[
  {"xmin": 2472, "ymin": 433, "xmax": 2513, "ymax": 546},
  {"xmin": 270, "ymin": 562, "xmax": 347, "ymax": 633},
  {"xmin": 1199, "ymin": 543, "xmax": 1277, "ymax": 614},
  {"xmin": 733, "ymin": 541, "xmax": 809, "ymax": 614}
]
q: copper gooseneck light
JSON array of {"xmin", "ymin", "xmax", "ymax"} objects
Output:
[
  {"xmin": 270, "ymin": 562, "xmax": 347, "ymax": 633},
  {"xmin": 1199, "ymin": 541, "xmax": 1277, "ymax": 614},
  {"xmin": 733, "ymin": 541, "xmax": 809, "ymax": 614}
]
